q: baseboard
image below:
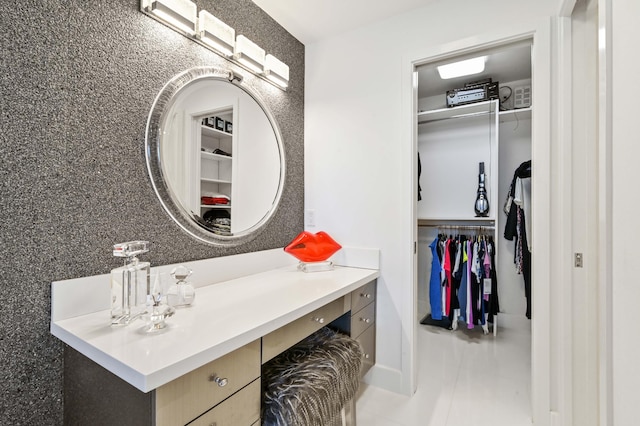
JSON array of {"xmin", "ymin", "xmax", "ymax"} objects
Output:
[{"xmin": 361, "ymin": 363, "xmax": 405, "ymax": 395}]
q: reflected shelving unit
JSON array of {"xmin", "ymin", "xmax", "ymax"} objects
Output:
[{"xmin": 199, "ymin": 114, "xmax": 233, "ymax": 219}]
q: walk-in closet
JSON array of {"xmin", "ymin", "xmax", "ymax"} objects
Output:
[{"xmin": 414, "ymin": 40, "xmax": 534, "ymax": 419}]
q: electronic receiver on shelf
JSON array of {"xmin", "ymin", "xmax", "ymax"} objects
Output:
[{"xmin": 446, "ymin": 78, "xmax": 499, "ymax": 108}]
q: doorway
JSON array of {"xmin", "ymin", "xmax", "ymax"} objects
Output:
[
  {"xmin": 415, "ymin": 40, "xmax": 532, "ymax": 320},
  {"xmin": 413, "ymin": 40, "xmax": 534, "ymax": 422},
  {"xmin": 405, "ymin": 22, "xmax": 555, "ymax": 425}
]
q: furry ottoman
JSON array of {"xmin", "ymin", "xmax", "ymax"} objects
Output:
[{"xmin": 262, "ymin": 327, "xmax": 363, "ymax": 426}]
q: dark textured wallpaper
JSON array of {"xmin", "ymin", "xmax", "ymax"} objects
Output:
[{"xmin": 0, "ymin": 1, "xmax": 304, "ymax": 423}]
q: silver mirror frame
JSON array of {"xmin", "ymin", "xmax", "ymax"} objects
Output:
[{"xmin": 145, "ymin": 66, "xmax": 286, "ymax": 246}]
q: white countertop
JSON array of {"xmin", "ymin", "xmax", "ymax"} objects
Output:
[{"xmin": 51, "ymin": 264, "xmax": 379, "ymax": 392}]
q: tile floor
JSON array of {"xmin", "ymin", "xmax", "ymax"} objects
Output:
[{"xmin": 355, "ymin": 313, "xmax": 532, "ymax": 426}]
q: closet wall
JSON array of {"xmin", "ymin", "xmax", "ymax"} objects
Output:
[
  {"xmin": 416, "ymin": 45, "xmax": 533, "ymax": 319},
  {"xmin": 497, "ymin": 106, "xmax": 533, "ymax": 316}
]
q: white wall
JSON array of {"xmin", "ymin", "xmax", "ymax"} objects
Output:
[
  {"xmin": 611, "ymin": 0, "xmax": 640, "ymax": 423},
  {"xmin": 305, "ymin": 0, "xmax": 558, "ymax": 394}
]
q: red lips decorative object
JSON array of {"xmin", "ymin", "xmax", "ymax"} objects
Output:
[{"xmin": 284, "ymin": 231, "xmax": 342, "ymax": 263}]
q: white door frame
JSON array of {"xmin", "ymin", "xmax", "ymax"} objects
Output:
[
  {"xmin": 402, "ymin": 18, "xmax": 562, "ymax": 425},
  {"xmin": 596, "ymin": 0, "xmax": 613, "ymax": 424}
]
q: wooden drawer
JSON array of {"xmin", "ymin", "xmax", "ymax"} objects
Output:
[
  {"xmin": 356, "ymin": 324, "xmax": 376, "ymax": 377},
  {"xmin": 155, "ymin": 340, "xmax": 260, "ymax": 426},
  {"xmin": 351, "ymin": 301, "xmax": 375, "ymax": 339},
  {"xmin": 351, "ymin": 280, "xmax": 376, "ymax": 313},
  {"xmin": 188, "ymin": 379, "xmax": 261, "ymax": 426},
  {"xmin": 262, "ymin": 296, "xmax": 349, "ymax": 363}
]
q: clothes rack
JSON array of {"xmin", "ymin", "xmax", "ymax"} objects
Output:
[
  {"xmin": 417, "ymin": 224, "xmax": 495, "ymax": 231},
  {"xmin": 419, "ymin": 223, "xmax": 499, "ymax": 336}
]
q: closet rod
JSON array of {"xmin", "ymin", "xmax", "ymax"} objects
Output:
[{"xmin": 417, "ymin": 224, "xmax": 495, "ymax": 230}]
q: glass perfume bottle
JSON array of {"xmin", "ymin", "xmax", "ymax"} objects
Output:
[
  {"xmin": 142, "ymin": 272, "xmax": 175, "ymax": 333},
  {"xmin": 167, "ymin": 265, "xmax": 195, "ymax": 308},
  {"xmin": 110, "ymin": 241, "xmax": 151, "ymax": 326}
]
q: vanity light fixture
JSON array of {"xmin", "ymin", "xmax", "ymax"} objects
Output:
[
  {"xmin": 264, "ymin": 54, "xmax": 289, "ymax": 88},
  {"xmin": 437, "ymin": 56, "xmax": 487, "ymax": 79},
  {"xmin": 141, "ymin": 0, "xmax": 197, "ymax": 35},
  {"xmin": 197, "ymin": 10, "xmax": 235, "ymax": 57},
  {"xmin": 234, "ymin": 35, "xmax": 266, "ymax": 74},
  {"xmin": 140, "ymin": 1, "xmax": 289, "ymax": 90}
]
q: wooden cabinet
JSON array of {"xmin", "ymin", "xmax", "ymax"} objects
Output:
[
  {"xmin": 357, "ymin": 325, "xmax": 376, "ymax": 375},
  {"xmin": 351, "ymin": 301, "xmax": 375, "ymax": 339},
  {"xmin": 329, "ymin": 280, "xmax": 377, "ymax": 377},
  {"xmin": 62, "ymin": 280, "xmax": 377, "ymax": 426},
  {"xmin": 350, "ymin": 281, "xmax": 376, "ymax": 377},
  {"xmin": 155, "ymin": 340, "xmax": 260, "ymax": 426},
  {"xmin": 262, "ymin": 295, "xmax": 351, "ymax": 363},
  {"xmin": 64, "ymin": 341, "xmax": 260, "ymax": 426},
  {"xmin": 351, "ymin": 280, "xmax": 376, "ymax": 313},
  {"xmin": 188, "ymin": 379, "xmax": 261, "ymax": 426}
]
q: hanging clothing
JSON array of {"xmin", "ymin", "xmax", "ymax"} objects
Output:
[
  {"xmin": 455, "ymin": 236, "xmax": 499, "ymax": 329},
  {"xmin": 418, "ymin": 153, "xmax": 422, "ymax": 201},
  {"xmin": 428, "ymin": 237, "xmax": 443, "ymax": 320},
  {"xmin": 514, "ymin": 177, "xmax": 532, "ymax": 251},
  {"xmin": 504, "ymin": 160, "xmax": 532, "ymax": 319},
  {"xmin": 465, "ymin": 240, "xmax": 473, "ymax": 327},
  {"xmin": 439, "ymin": 238, "xmax": 446, "ymax": 317},
  {"xmin": 447, "ymin": 237, "xmax": 460, "ymax": 322},
  {"xmin": 504, "ymin": 160, "xmax": 531, "ymax": 246},
  {"xmin": 443, "ymin": 238, "xmax": 453, "ymax": 316},
  {"xmin": 487, "ymin": 237, "xmax": 500, "ymax": 322},
  {"xmin": 456, "ymin": 238, "xmax": 468, "ymax": 322},
  {"xmin": 424, "ymin": 232, "xmax": 499, "ymax": 332},
  {"xmin": 515, "ymin": 212, "xmax": 531, "ymax": 319}
]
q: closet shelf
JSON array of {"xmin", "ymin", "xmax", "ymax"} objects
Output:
[
  {"xmin": 499, "ymin": 107, "xmax": 532, "ymax": 123},
  {"xmin": 417, "ymin": 100, "xmax": 498, "ymax": 124},
  {"xmin": 201, "ymin": 151, "xmax": 232, "ymax": 161},
  {"xmin": 201, "ymin": 125, "xmax": 232, "ymax": 138},
  {"xmin": 201, "ymin": 177, "xmax": 232, "ymax": 184},
  {"xmin": 200, "ymin": 204, "xmax": 231, "ymax": 209}
]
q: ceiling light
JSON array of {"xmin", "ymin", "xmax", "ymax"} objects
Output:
[
  {"xmin": 264, "ymin": 55, "xmax": 289, "ymax": 88},
  {"xmin": 197, "ymin": 10, "xmax": 235, "ymax": 57},
  {"xmin": 437, "ymin": 56, "xmax": 487, "ymax": 80},
  {"xmin": 234, "ymin": 35, "xmax": 265, "ymax": 74},
  {"xmin": 142, "ymin": 0, "xmax": 197, "ymax": 35}
]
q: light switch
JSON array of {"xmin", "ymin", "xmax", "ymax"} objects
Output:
[{"xmin": 306, "ymin": 209, "xmax": 316, "ymax": 227}]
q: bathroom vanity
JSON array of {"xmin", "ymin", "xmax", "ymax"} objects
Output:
[{"xmin": 51, "ymin": 249, "xmax": 379, "ymax": 425}]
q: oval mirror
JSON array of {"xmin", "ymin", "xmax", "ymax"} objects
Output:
[{"xmin": 145, "ymin": 67, "xmax": 285, "ymax": 245}]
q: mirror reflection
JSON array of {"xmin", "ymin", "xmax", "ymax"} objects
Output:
[{"xmin": 146, "ymin": 68, "xmax": 285, "ymax": 244}]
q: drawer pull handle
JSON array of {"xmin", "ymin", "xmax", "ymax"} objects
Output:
[
  {"xmin": 209, "ymin": 423, "xmax": 217, "ymax": 426},
  {"xmin": 364, "ymin": 353, "xmax": 370, "ymax": 359},
  {"xmin": 360, "ymin": 293, "xmax": 372, "ymax": 299},
  {"xmin": 360, "ymin": 317, "xmax": 372, "ymax": 324},
  {"xmin": 209, "ymin": 375, "xmax": 228, "ymax": 387},
  {"xmin": 313, "ymin": 317, "xmax": 325, "ymax": 324}
]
